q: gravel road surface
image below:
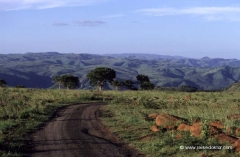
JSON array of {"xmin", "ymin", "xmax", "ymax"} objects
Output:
[{"xmin": 29, "ymin": 102, "xmax": 144, "ymax": 157}]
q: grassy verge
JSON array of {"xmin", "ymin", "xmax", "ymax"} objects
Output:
[
  {"xmin": 100, "ymin": 90, "xmax": 240, "ymax": 157},
  {"xmin": 0, "ymin": 88, "xmax": 112, "ymax": 156}
]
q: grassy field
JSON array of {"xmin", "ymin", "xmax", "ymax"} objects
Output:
[
  {"xmin": 100, "ymin": 90, "xmax": 240, "ymax": 157},
  {"xmin": 1, "ymin": 88, "xmax": 240, "ymax": 156}
]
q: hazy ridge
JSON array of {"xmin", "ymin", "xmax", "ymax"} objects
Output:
[{"xmin": 0, "ymin": 52, "xmax": 240, "ymax": 90}]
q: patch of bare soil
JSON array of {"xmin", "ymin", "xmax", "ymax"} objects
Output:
[{"xmin": 28, "ymin": 102, "xmax": 144, "ymax": 157}]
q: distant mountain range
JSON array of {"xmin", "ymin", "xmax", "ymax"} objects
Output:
[{"xmin": 0, "ymin": 52, "xmax": 240, "ymax": 90}]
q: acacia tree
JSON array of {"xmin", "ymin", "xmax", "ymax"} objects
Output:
[
  {"xmin": 0, "ymin": 79, "xmax": 7, "ymax": 87},
  {"xmin": 136, "ymin": 74, "xmax": 150, "ymax": 84},
  {"xmin": 87, "ymin": 67, "xmax": 116, "ymax": 91},
  {"xmin": 52, "ymin": 75, "xmax": 79, "ymax": 89},
  {"xmin": 136, "ymin": 74, "xmax": 155, "ymax": 90},
  {"xmin": 111, "ymin": 80, "xmax": 122, "ymax": 91},
  {"xmin": 53, "ymin": 76, "xmax": 62, "ymax": 89},
  {"xmin": 61, "ymin": 75, "xmax": 79, "ymax": 89}
]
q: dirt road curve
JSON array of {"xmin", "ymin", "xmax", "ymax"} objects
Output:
[{"xmin": 30, "ymin": 102, "xmax": 144, "ymax": 157}]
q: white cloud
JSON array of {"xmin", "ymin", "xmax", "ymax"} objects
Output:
[
  {"xmin": 0, "ymin": 0, "xmax": 107, "ymax": 11},
  {"xmin": 136, "ymin": 6, "xmax": 240, "ymax": 21},
  {"xmin": 73, "ymin": 20, "xmax": 105, "ymax": 26},
  {"xmin": 53, "ymin": 22, "xmax": 69, "ymax": 26}
]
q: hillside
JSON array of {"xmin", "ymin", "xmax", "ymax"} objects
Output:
[
  {"xmin": 0, "ymin": 52, "xmax": 240, "ymax": 90},
  {"xmin": 106, "ymin": 53, "xmax": 240, "ymax": 68},
  {"xmin": 226, "ymin": 82, "xmax": 240, "ymax": 92}
]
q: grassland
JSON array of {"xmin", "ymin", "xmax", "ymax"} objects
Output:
[
  {"xmin": 100, "ymin": 90, "xmax": 240, "ymax": 157},
  {"xmin": 1, "ymin": 88, "xmax": 240, "ymax": 156}
]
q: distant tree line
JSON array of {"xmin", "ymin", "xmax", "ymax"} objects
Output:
[
  {"xmin": 0, "ymin": 78, "xmax": 26, "ymax": 88},
  {"xmin": 155, "ymin": 85, "xmax": 198, "ymax": 92},
  {"xmin": 51, "ymin": 67, "xmax": 158, "ymax": 91},
  {"xmin": 86, "ymin": 67, "xmax": 155, "ymax": 91}
]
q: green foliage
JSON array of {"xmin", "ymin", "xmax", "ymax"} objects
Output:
[
  {"xmin": 60, "ymin": 74, "xmax": 79, "ymax": 89},
  {"xmin": 87, "ymin": 67, "xmax": 116, "ymax": 90},
  {"xmin": 136, "ymin": 74, "xmax": 150, "ymax": 83},
  {"xmin": 136, "ymin": 74, "xmax": 155, "ymax": 90},
  {"xmin": 52, "ymin": 75, "xmax": 62, "ymax": 89},
  {"xmin": 122, "ymin": 80, "xmax": 134, "ymax": 90},
  {"xmin": 110, "ymin": 80, "xmax": 122, "ymax": 90},
  {"xmin": 140, "ymin": 81, "xmax": 155, "ymax": 90},
  {"xmin": 52, "ymin": 75, "xmax": 79, "ymax": 89},
  {"xmin": 201, "ymin": 120, "xmax": 210, "ymax": 139}
]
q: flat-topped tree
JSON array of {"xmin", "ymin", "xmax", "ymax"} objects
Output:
[
  {"xmin": 52, "ymin": 75, "xmax": 79, "ymax": 89},
  {"xmin": 136, "ymin": 74, "xmax": 150, "ymax": 84},
  {"xmin": 87, "ymin": 67, "xmax": 116, "ymax": 91},
  {"xmin": 61, "ymin": 75, "xmax": 79, "ymax": 89},
  {"xmin": 136, "ymin": 74, "xmax": 155, "ymax": 90}
]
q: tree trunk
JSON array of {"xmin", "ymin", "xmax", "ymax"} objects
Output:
[
  {"xmin": 98, "ymin": 86, "xmax": 103, "ymax": 91},
  {"xmin": 58, "ymin": 83, "xmax": 61, "ymax": 89}
]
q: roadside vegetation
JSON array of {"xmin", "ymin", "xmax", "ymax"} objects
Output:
[{"xmin": 0, "ymin": 88, "xmax": 109, "ymax": 156}]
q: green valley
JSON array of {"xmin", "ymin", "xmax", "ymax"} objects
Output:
[{"xmin": 1, "ymin": 52, "xmax": 240, "ymax": 90}]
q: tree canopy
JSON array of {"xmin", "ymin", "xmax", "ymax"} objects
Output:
[
  {"xmin": 123, "ymin": 80, "xmax": 134, "ymax": 90},
  {"xmin": 52, "ymin": 75, "xmax": 79, "ymax": 89},
  {"xmin": 87, "ymin": 67, "xmax": 116, "ymax": 91},
  {"xmin": 136, "ymin": 74, "xmax": 150, "ymax": 83},
  {"xmin": 136, "ymin": 74, "xmax": 155, "ymax": 90},
  {"xmin": 61, "ymin": 75, "xmax": 79, "ymax": 89}
]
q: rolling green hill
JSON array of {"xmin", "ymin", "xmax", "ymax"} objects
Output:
[
  {"xmin": 0, "ymin": 52, "xmax": 240, "ymax": 90},
  {"xmin": 225, "ymin": 81, "xmax": 240, "ymax": 92}
]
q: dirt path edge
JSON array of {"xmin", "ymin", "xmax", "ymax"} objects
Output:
[{"xmin": 27, "ymin": 102, "xmax": 145, "ymax": 157}]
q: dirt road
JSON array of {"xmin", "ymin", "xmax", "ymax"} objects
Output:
[{"xmin": 29, "ymin": 102, "xmax": 144, "ymax": 157}]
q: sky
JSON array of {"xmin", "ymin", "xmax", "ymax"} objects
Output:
[{"xmin": 1, "ymin": 0, "xmax": 240, "ymax": 59}]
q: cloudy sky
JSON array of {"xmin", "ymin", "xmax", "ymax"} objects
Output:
[{"xmin": 1, "ymin": 0, "xmax": 240, "ymax": 58}]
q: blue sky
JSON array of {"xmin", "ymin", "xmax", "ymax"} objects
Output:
[{"xmin": 1, "ymin": 0, "xmax": 240, "ymax": 59}]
